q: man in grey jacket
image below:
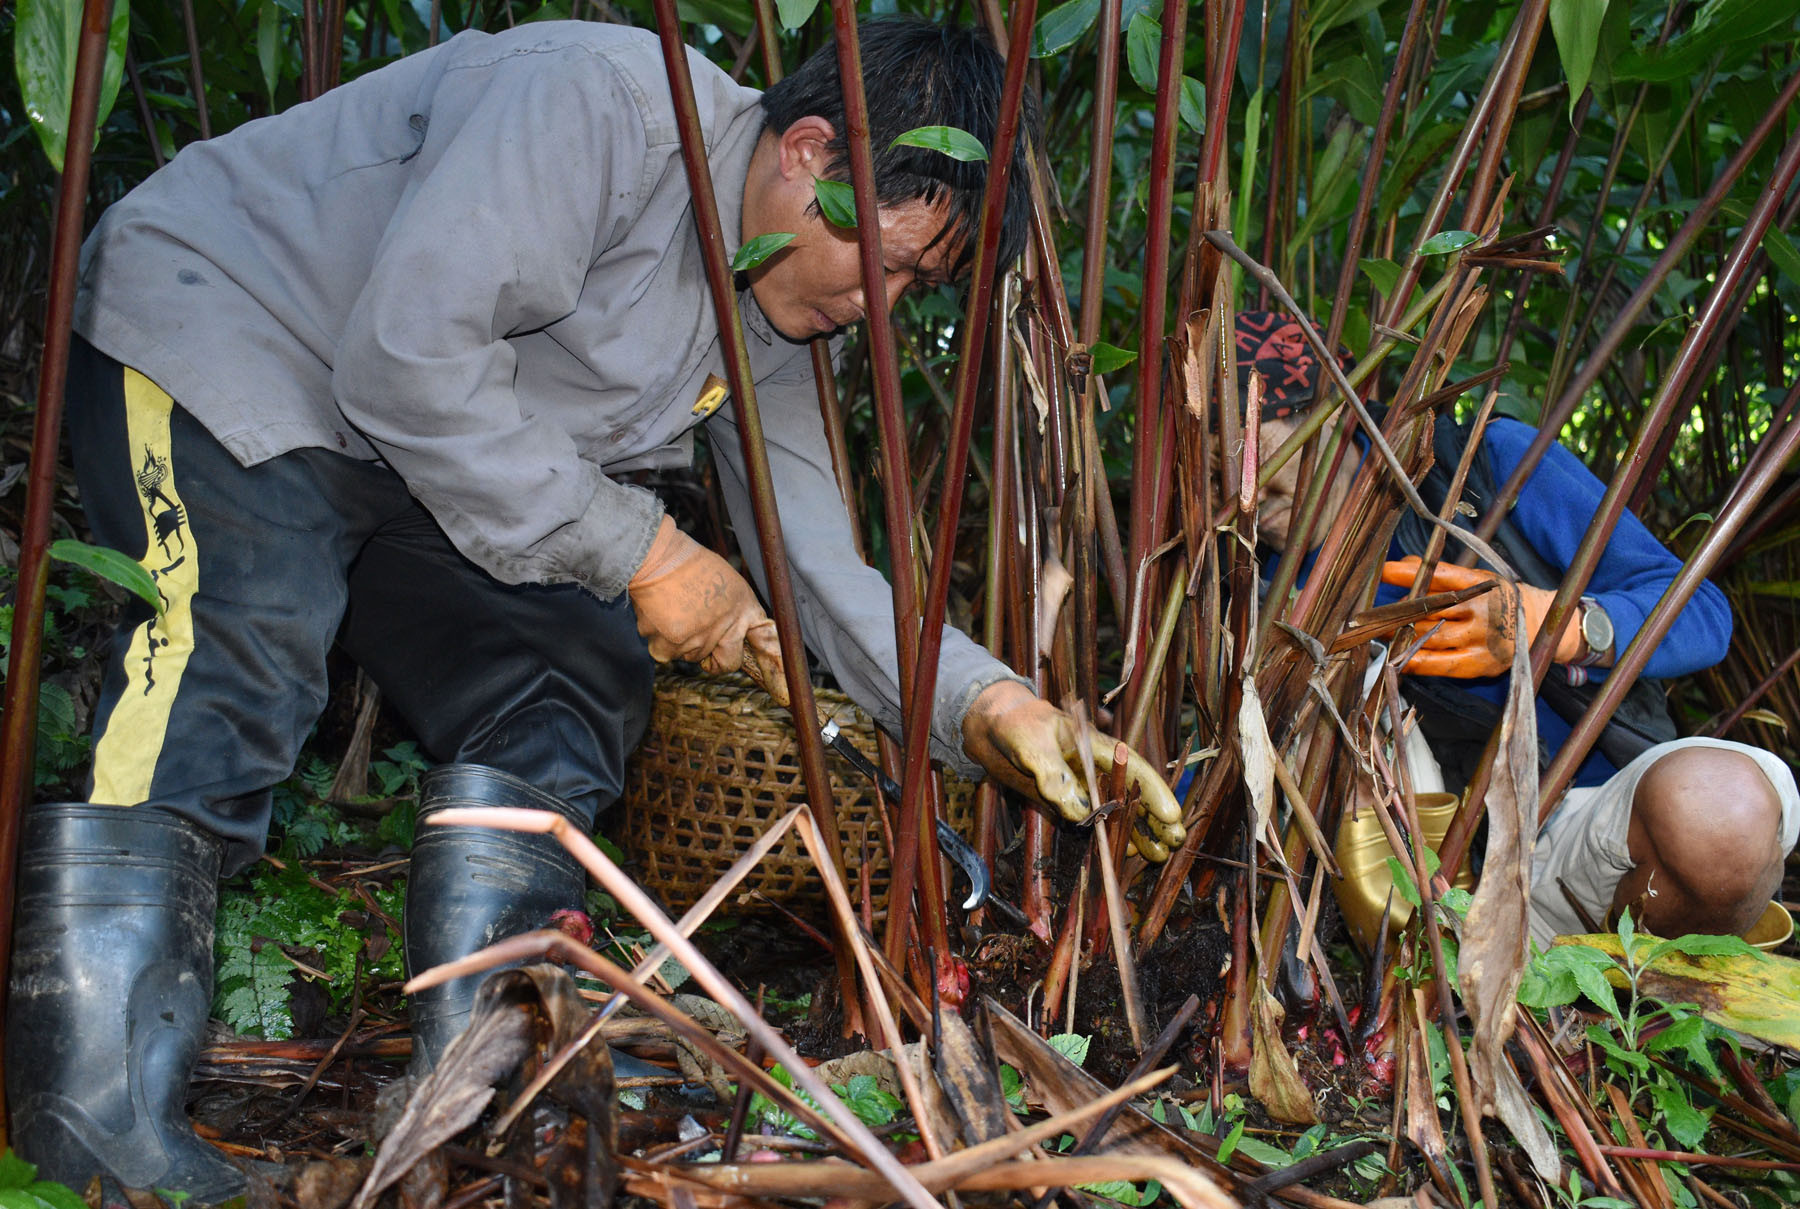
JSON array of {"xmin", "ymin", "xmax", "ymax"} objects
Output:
[{"xmin": 11, "ymin": 17, "xmax": 1183, "ymax": 1201}]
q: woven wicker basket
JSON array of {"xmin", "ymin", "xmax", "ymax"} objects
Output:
[{"xmin": 618, "ymin": 670, "xmax": 974, "ymax": 917}]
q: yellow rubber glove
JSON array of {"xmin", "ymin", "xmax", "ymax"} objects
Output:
[
  {"xmin": 628, "ymin": 516, "xmax": 769, "ymax": 675},
  {"xmin": 961, "ymin": 680, "xmax": 1186, "ymax": 861},
  {"xmin": 1380, "ymin": 556, "xmax": 1581, "ymax": 678}
]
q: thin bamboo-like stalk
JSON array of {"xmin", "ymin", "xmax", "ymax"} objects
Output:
[
  {"xmin": 1541, "ymin": 343, "xmax": 1800, "ymax": 808},
  {"xmin": 1478, "ymin": 64, "xmax": 1800, "ymax": 541},
  {"xmin": 647, "ymin": 0, "xmax": 857, "ymax": 1021},
  {"xmin": 0, "ymin": 0, "xmax": 118, "ymax": 1138},
  {"xmin": 886, "ymin": 0, "xmax": 1035, "ymax": 983}
]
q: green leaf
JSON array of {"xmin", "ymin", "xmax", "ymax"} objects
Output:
[
  {"xmin": 257, "ymin": 0, "xmax": 282, "ymax": 105},
  {"xmin": 1125, "ymin": 14, "xmax": 1159, "ymax": 92},
  {"xmin": 0, "ymin": 1190, "xmax": 51, "ymax": 1209},
  {"xmin": 1643, "ymin": 1014, "xmax": 1705, "ymax": 1055},
  {"xmin": 813, "ymin": 178, "xmax": 856, "ymax": 228},
  {"xmin": 1089, "ymin": 342, "xmax": 1137, "ymax": 375},
  {"xmin": 836, "ymin": 1074, "xmax": 902, "ymax": 1126},
  {"xmin": 1214, "ymin": 1118, "xmax": 1245, "ymax": 1165},
  {"xmin": 774, "ymin": 0, "xmax": 818, "ymax": 29},
  {"xmin": 1178, "ymin": 77, "xmax": 1206, "ymax": 134},
  {"xmin": 1384, "ymin": 855, "xmax": 1422, "ymax": 909},
  {"xmin": 1587, "ymin": 1025, "xmax": 1651, "ymax": 1075},
  {"xmin": 1647, "ymin": 1081, "xmax": 1711, "ymax": 1150},
  {"xmin": 1548, "ymin": 0, "xmax": 1609, "ymax": 116},
  {"xmin": 891, "ymin": 125, "xmax": 988, "ymax": 162},
  {"xmin": 23, "ymin": 1184, "xmax": 85, "ymax": 1209},
  {"xmin": 49, "ymin": 539, "xmax": 161, "ymax": 613},
  {"xmin": 1048, "ymin": 1032, "xmax": 1091, "ymax": 1067},
  {"xmin": 1360, "ymin": 257, "xmax": 1402, "ymax": 298},
  {"xmin": 731, "ymin": 232, "xmax": 797, "ymax": 272},
  {"xmin": 0, "ymin": 1156, "xmax": 36, "ymax": 1192},
  {"xmin": 1416, "ymin": 229, "xmax": 1479, "ymax": 257},
  {"xmin": 1232, "ymin": 88, "xmax": 1264, "ymax": 251},
  {"xmin": 14, "ymin": 0, "xmax": 132, "ymax": 172},
  {"xmin": 1032, "ymin": 0, "xmax": 1101, "ymax": 58},
  {"xmin": 1653, "ymin": 932, "xmax": 1764, "ymax": 961},
  {"xmin": 1574, "ymin": 960, "xmax": 1624, "ymax": 1023},
  {"xmin": 1762, "ymin": 228, "xmax": 1800, "ymax": 285}
]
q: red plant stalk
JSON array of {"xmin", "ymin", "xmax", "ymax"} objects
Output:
[
  {"xmin": 1540, "ymin": 341, "xmax": 1800, "ymax": 810},
  {"xmin": 1379, "ymin": 0, "xmax": 1544, "ymax": 327},
  {"xmin": 1479, "ymin": 64, "xmax": 1800, "ymax": 541},
  {"xmin": 648, "ymin": 0, "xmax": 857, "ymax": 1020},
  {"xmin": 0, "ymin": 0, "xmax": 119, "ymax": 1134},
  {"xmin": 1121, "ymin": 0, "xmax": 1187, "ymax": 727},
  {"xmin": 1522, "ymin": 119, "xmax": 1800, "ymax": 749},
  {"xmin": 1323, "ymin": 0, "xmax": 1431, "ymax": 353},
  {"xmin": 1199, "ymin": 0, "xmax": 1245, "ymax": 186},
  {"xmin": 887, "ymin": 0, "xmax": 1035, "ymax": 985}
]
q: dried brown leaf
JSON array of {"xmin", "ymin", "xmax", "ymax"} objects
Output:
[{"xmin": 1248, "ymin": 986, "xmax": 1318, "ymax": 1125}]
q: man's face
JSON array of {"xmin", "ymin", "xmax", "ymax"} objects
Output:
[{"xmin": 741, "ymin": 118, "xmax": 962, "ymax": 341}]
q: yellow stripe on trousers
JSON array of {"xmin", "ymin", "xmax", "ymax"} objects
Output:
[{"xmin": 90, "ymin": 370, "xmax": 200, "ymax": 806}]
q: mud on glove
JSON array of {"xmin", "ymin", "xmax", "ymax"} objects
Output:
[{"xmin": 1380, "ymin": 555, "xmax": 1581, "ymax": 678}]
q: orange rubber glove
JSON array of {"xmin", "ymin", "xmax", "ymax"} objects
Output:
[
  {"xmin": 961, "ymin": 680, "xmax": 1186, "ymax": 861},
  {"xmin": 1380, "ymin": 556, "xmax": 1582, "ymax": 678},
  {"xmin": 628, "ymin": 516, "xmax": 770, "ymax": 676}
]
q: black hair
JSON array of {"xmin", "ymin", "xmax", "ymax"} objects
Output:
[{"xmin": 759, "ymin": 17, "xmax": 1039, "ymax": 282}]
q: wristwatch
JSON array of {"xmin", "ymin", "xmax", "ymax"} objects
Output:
[{"xmin": 1573, "ymin": 595, "xmax": 1615, "ymax": 667}]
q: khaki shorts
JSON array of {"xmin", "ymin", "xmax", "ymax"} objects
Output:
[{"xmin": 1528, "ymin": 738, "xmax": 1800, "ymax": 951}]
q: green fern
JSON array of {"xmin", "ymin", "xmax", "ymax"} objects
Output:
[{"xmin": 213, "ymin": 860, "xmax": 404, "ymax": 1039}]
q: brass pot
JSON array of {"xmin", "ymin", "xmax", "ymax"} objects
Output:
[
  {"xmin": 1745, "ymin": 900, "xmax": 1794, "ymax": 952},
  {"xmin": 1333, "ymin": 792, "xmax": 1474, "ymax": 953}
]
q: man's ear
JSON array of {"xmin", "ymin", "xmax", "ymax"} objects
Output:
[{"xmin": 775, "ymin": 115, "xmax": 837, "ymax": 181}]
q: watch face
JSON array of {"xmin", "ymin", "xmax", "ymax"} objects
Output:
[{"xmin": 1582, "ymin": 600, "xmax": 1615, "ymax": 654}]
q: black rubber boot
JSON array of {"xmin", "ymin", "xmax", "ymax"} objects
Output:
[
  {"xmin": 6, "ymin": 804, "xmax": 245, "ymax": 1203},
  {"xmin": 404, "ymin": 764, "xmax": 598, "ymax": 1071}
]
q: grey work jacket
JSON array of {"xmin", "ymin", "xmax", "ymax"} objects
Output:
[{"xmin": 73, "ymin": 21, "xmax": 1016, "ymax": 773}]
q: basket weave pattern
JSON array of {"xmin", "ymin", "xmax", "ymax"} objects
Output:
[{"xmin": 620, "ymin": 671, "xmax": 972, "ymax": 916}]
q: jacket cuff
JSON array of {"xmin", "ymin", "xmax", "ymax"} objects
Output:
[
  {"xmin": 936, "ymin": 666, "xmax": 1036, "ymax": 781},
  {"xmin": 555, "ymin": 467, "xmax": 666, "ymax": 600}
]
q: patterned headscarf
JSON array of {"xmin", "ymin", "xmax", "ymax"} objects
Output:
[{"xmin": 1234, "ymin": 311, "xmax": 1354, "ymax": 421}]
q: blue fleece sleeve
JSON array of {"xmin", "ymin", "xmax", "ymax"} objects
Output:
[{"xmin": 1484, "ymin": 418, "xmax": 1732, "ymax": 679}]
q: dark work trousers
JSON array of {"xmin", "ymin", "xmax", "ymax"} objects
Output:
[{"xmin": 65, "ymin": 337, "xmax": 655, "ymax": 875}]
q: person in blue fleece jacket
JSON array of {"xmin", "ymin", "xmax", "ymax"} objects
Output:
[{"xmin": 1232, "ymin": 310, "xmax": 1796, "ymax": 950}]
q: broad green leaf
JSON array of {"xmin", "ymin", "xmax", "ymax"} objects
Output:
[
  {"xmin": 1360, "ymin": 257, "xmax": 1402, "ymax": 298},
  {"xmin": 1032, "ymin": 0, "xmax": 1101, "ymax": 58},
  {"xmin": 836, "ymin": 1074, "xmax": 901, "ymax": 1126},
  {"xmin": 0, "ymin": 1189, "xmax": 52, "ymax": 1209},
  {"xmin": 1125, "ymin": 14, "xmax": 1159, "ymax": 92},
  {"xmin": 1762, "ymin": 228, "xmax": 1800, "ymax": 285},
  {"xmin": 731, "ymin": 232, "xmax": 796, "ymax": 272},
  {"xmin": 1648, "ymin": 932, "xmax": 1762, "ymax": 965},
  {"xmin": 49, "ymin": 539, "xmax": 160, "ymax": 613},
  {"xmin": 1117, "ymin": 0, "xmax": 1156, "ymax": 28},
  {"xmin": 1416, "ymin": 229, "xmax": 1479, "ymax": 257},
  {"xmin": 891, "ymin": 125, "xmax": 988, "ymax": 162},
  {"xmin": 1178, "ymin": 77, "xmax": 1205, "ymax": 134},
  {"xmin": 1384, "ymin": 856, "xmax": 1421, "ymax": 909},
  {"xmin": 813, "ymin": 178, "xmax": 856, "ymax": 228},
  {"xmin": 14, "ymin": 0, "xmax": 132, "ymax": 171},
  {"xmin": 1612, "ymin": 0, "xmax": 1795, "ymax": 83},
  {"xmin": 1089, "ymin": 341, "xmax": 1137, "ymax": 375},
  {"xmin": 1048, "ymin": 1032, "xmax": 1090, "ymax": 1066},
  {"xmin": 1587, "ymin": 1025, "xmax": 1651, "ymax": 1075},
  {"xmin": 1553, "ymin": 933, "xmax": 1800, "ymax": 1050},
  {"xmin": 1643, "ymin": 1014, "xmax": 1705, "ymax": 1054},
  {"xmin": 0, "ymin": 1156, "xmax": 36, "ymax": 1191},
  {"xmin": 774, "ymin": 0, "xmax": 818, "ymax": 29},
  {"xmin": 1647, "ymin": 1081, "xmax": 1711, "ymax": 1150},
  {"xmin": 257, "ymin": 0, "xmax": 283, "ymax": 105},
  {"xmin": 1309, "ymin": 0, "xmax": 1386, "ymax": 40},
  {"xmin": 1548, "ymin": 0, "xmax": 1608, "ymax": 116},
  {"xmin": 23, "ymin": 1185, "xmax": 84, "ymax": 1209}
]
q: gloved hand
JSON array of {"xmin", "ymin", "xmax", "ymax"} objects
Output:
[
  {"xmin": 1380, "ymin": 556, "xmax": 1581, "ymax": 678},
  {"xmin": 628, "ymin": 516, "xmax": 770, "ymax": 675},
  {"xmin": 740, "ymin": 618, "xmax": 790, "ymax": 708},
  {"xmin": 961, "ymin": 680, "xmax": 1186, "ymax": 861}
]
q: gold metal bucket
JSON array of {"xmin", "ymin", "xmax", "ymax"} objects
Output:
[{"xmin": 1333, "ymin": 792, "xmax": 1473, "ymax": 953}]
